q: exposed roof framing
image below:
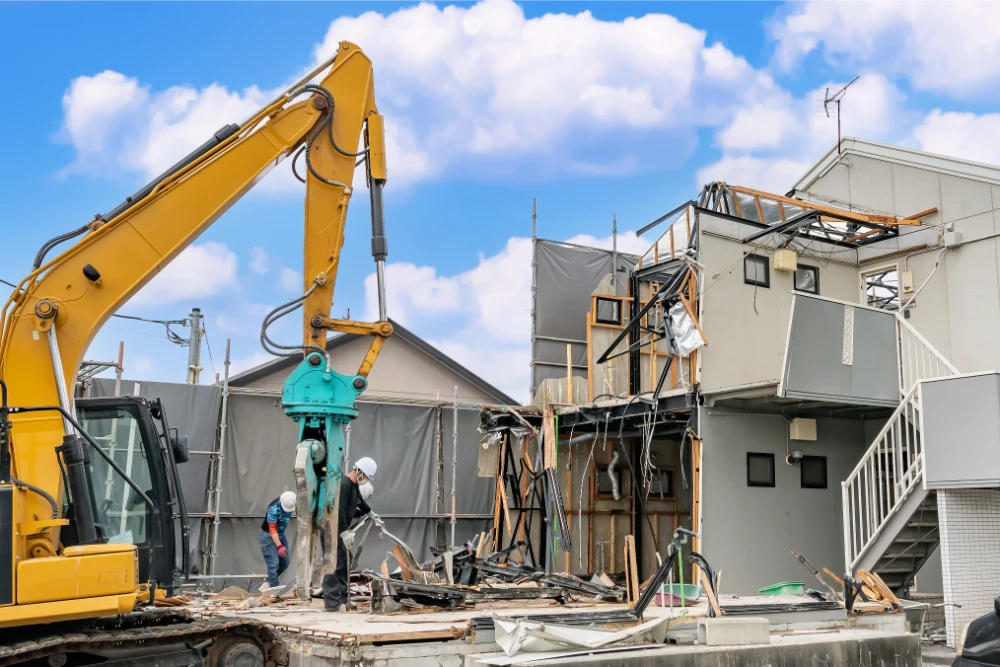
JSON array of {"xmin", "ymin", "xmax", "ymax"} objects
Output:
[{"xmin": 698, "ymin": 182, "xmax": 934, "ymax": 248}]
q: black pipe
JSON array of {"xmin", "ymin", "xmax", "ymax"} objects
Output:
[
  {"xmin": 56, "ymin": 434, "xmax": 98, "ymax": 544},
  {"xmin": 369, "ymin": 179, "xmax": 388, "ymax": 263}
]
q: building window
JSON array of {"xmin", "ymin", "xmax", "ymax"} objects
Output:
[
  {"xmin": 744, "ymin": 255, "xmax": 769, "ymax": 288},
  {"xmin": 863, "ymin": 267, "xmax": 899, "ymax": 311},
  {"xmin": 794, "ymin": 265, "xmax": 819, "ymax": 294},
  {"xmin": 596, "ymin": 465, "xmax": 625, "ymax": 498},
  {"xmin": 650, "ymin": 469, "xmax": 675, "ymax": 499},
  {"xmin": 595, "ymin": 297, "xmax": 623, "ymax": 325},
  {"xmin": 800, "ymin": 456, "xmax": 828, "ymax": 489},
  {"xmin": 747, "ymin": 452, "xmax": 775, "ymax": 487}
]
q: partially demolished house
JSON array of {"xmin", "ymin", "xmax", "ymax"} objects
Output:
[{"xmin": 482, "ymin": 137, "xmax": 1000, "ymax": 648}]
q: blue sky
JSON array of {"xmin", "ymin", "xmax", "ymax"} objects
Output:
[{"xmin": 3, "ymin": 1, "xmax": 999, "ymax": 401}]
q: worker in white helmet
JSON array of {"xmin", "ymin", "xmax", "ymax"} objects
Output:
[
  {"xmin": 259, "ymin": 490, "xmax": 296, "ymax": 593},
  {"xmin": 324, "ymin": 456, "xmax": 380, "ymax": 611}
]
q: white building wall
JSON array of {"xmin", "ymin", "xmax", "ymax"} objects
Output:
[
  {"xmin": 698, "ymin": 225, "xmax": 861, "ymax": 393},
  {"xmin": 938, "ymin": 489, "xmax": 1000, "ymax": 647},
  {"xmin": 802, "ymin": 154, "xmax": 1000, "ymax": 374}
]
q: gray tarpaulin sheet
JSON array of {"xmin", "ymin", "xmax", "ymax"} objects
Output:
[
  {"xmin": 89, "ymin": 379, "xmax": 493, "ymax": 577},
  {"xmin": 89, "ymin": 378, "xmax": 221, "ymax": 568},
  {"xmin": 532, "ymin": 240, "xmax": 638, "ymax": 392}
]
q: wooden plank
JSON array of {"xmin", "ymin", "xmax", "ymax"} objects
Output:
[
  {"xmin": 393, "ymin": 545, "xmax": 414, "ymax": 582},
  {"xmin": 499, "ymin": 476, "xmax": 514, "ymax": 540},
  {"xmin": 504, "ymin": 407, "xmax": 539, "ymax": 440},
  {"xmin": 685, "ymin": 207, "xmax": 691, "ymax": 243},
  {"xmin": 906, "ymin": 206, "xmax": 938, "ymax": 220},
  {"xmin": 625, "ymin": 535, "xmax": 639, "ymax": 608},
  {"xmin": 670, "ymin": 226, "xmax": 676, "ymax": 259},
  {"xmin": 542, "ymin": 404, "xmax": 557, "ymax": 470},
  {"xmin": 566, "ymin": 344, "xmax": 573, "ymax": 403},
  {"xmin": 701, "ymin": 569, "xmax": 722, "ymax": 617},
  {"xmin": 729, "ymin": 185, "xmax": 917, "ymax": 226},
  {"xmin": 823, "ymin": 567, "xmax": 845, "ymax": 588},
  {"xmin": 754, "ymin": 195, "xmax": 765, "ymax": 224}
]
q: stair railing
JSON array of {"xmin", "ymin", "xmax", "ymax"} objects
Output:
[
  {"xmin": 896, "ymin": 312, "xmax": 959, "ymax": 394},
  {"xmin": 842, "ymin": 383, "xmax": 924, "ymax": 571}
]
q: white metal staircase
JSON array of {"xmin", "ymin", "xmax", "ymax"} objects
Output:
[{"xmin": 842, "ymin": 314, "xmax": 958, "ymax": 592}]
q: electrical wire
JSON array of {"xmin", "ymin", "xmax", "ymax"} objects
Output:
[{"xmin": 202, "ymin": 322, "xmax": 219, "ymax": 380}]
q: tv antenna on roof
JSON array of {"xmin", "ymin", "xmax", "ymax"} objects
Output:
[{"xmin": 824, "ymin": 75, "xmax": 860, "ymax": 155}]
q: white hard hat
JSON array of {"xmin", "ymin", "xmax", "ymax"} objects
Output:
[
  {"xmin": 280, "ymin": 491, "xmax": 296, "ymax": 512},
  {"xmin": 355, "ymin": 457, "xmax": 377, "ymax": 479}
]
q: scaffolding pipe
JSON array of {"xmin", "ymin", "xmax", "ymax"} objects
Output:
[
  {"xmin": 209, "ymin": 339, "xmax": 231, "ymax": 575},
  {"xmin": 450, "ymin": 385, "xmax": 458, "ymax": 549}
]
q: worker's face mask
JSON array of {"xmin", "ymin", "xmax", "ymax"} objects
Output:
[{"xmin": 359, "ymin": 478, "xmax": 374, "ymax": 500}]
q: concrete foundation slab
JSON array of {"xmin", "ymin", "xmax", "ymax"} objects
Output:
[{"xmin": 697, "ymin": 617, "xmax": 769, "ymax": 646}]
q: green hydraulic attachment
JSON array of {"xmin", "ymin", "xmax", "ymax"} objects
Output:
[{"xmin": 281, "ymin": 350, "xmax": 367, "ymax": 600}]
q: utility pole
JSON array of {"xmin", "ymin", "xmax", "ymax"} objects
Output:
[{"xmin": 186, "ymin": 307, "xmax": 204, "ymax": 385}]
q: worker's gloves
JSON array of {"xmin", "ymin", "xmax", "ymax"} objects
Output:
[
  {"xmin": 368, "ymin": 511, "xmax": 384, "ymax": 527},
  {"xmin": 277, "ymin": 545, "xmax": 288, "ymax": 559},
  {"xmin": 340, "ymin": 529, "xmax": 356, "ymax": 551}
]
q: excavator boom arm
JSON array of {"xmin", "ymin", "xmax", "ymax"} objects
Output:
[{"xmin": 0, "ymin": 41, "xmax": 391, "ymax": 620}]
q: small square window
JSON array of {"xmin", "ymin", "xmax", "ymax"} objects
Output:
[
  {"xmin": 595, "ymin": 297, "xmax": 623, "ymax": 325},
  {"xmin": 744, "ymin": 255, "xmax": 770, "ymax": 288},
  {"xmin": 650, "ymin": 469, "xmax": 674, "ymax": 499},
  {"xmin": 747, "ymin": 452, "xmax": 775, "ymax": 487},
  {"xmin": 794, "ymin": 265, "xmax": 819, "ymax": 294},
  {"xmin": 800, "ymin": 455, "xmax": 828, "ymax": 489},
  {"xmin": 596, "ymin": 465, "xmax": 625, "ymax": 497}
]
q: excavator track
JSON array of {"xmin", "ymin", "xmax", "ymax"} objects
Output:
[{"xmin": 0, "ymin": 608, "xmax": 287, "ymax": 667}]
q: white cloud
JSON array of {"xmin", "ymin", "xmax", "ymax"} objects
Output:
[
  {"xmin": 130, "ymin": 242, "xmax": 238, "ymax": 307},
  {"xmin": 249, "ymin": 247, "xmax": 270, "ymax": 274},
  {"xmin": 695, "ymin": 155, "xmax": 812, "ymax": 195},
  {"xmin": 58, "ymin": 1, "xmax": 786, "ymax": 190},
  {"xmin": 362, "ymin": 230, "xmax": 651, "ymax": 402},
  {"xmin": 698, "ymin": 73, "xmax": 907, "ymax": 192},
  {"xmin": 770, "ymin": 2, "xmax": 1000, "ymax": 98},
  {"xmin": 279, "ymin": 267, "xmax": 303, "ymax": 293},
  {"xmin": 913, "ymin": 110, "xmax": 1000, "ymax": 167},
  {"xmin": 60, "ymin": 71, "xmax": 266, "ymax": 178}
]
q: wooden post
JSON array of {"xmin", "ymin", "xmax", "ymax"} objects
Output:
[
  {"xmin": 566, "ymin": 343, "xmax": 573, "ymax": 404},
  {"xmin": 625, "ymin": 535, "xmax": 639, "ymax": 609}
]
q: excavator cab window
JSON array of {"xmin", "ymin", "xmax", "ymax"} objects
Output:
[
  {"xmin": 78, "ymin": 404, "xmax": 153, "ymax": 544},
  {"xmin": 76, "ymin": 397, "xmax": 176, "ymax": 591}
]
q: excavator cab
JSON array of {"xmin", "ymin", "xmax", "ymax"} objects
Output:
[{"xmin": 74, "ymin": 396, "xmax": 190, "ymax": 595}]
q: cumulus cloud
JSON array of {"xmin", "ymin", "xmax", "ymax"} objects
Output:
[
  {"xmin": 57, "ymin": 1, "xmax": 785, "ymax": 190},
  {"xmin": 697, "ymin": 73, "xmax": 907, "ymax": 191},
  {"xmin": 362, "ymin": 229, "xmax": 646, "ymax": 400},
  {"xmin": 913, "ymin": 111, "xmax": 1000, "ymax": 167},
  {"xmin": 130, "ymin": 242, "xmax": 238, "ymax": 307},
  {"xmin": 770, "ymin": 2, "xmax": 1000, "ymax": 98}
]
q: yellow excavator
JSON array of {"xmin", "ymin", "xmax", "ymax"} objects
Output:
[{"xmin": 0, "ymin": 42, "xmax": 393, "ymax": 665}]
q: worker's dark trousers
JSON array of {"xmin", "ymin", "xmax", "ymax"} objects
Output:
[{"xmin": 322, "ymin": 536, "xmax": 349, "ymax": 609}]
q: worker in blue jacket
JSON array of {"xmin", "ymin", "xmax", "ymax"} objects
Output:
[{"xmin": 259, "ymin": 491, "xmax": 296, "ymax": 592}]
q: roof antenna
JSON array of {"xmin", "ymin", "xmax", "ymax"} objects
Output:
[{"xmin": 824, "ymin": 75, "xmax": 860, "ymax": 155}]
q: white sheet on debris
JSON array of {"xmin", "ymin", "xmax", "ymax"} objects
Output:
[
  {"xmin": 493, "ymin": 615, "xmax": 670, "ymax": 657},
  {"xmin": 478, "ymin": 643, "xmax": 663, "ymax": 665}
]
